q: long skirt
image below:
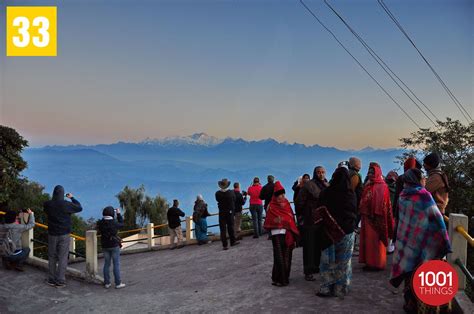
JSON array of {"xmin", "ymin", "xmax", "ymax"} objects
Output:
[
  {"xmin": 271, "ymin": 234, "xmax": 293, "ymax": 286},
  {"xmin": 302, "ymin": 225, "xmax": 321, "ymax": 275},
  {"xmin": 195, "ymin": 218, "xmax": 208, "ymax": 242},
  {"xmin": 359, "ymin": 216, "xmax": 386, "ymax": 269},
  {"xmin": 319, "ymin": 232, "xmax": 355, "ymax": 296}
]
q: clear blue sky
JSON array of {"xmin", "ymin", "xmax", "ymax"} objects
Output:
[{"xmin": 0, "ymin": 0, "xmax": 472, "ymax": 148}]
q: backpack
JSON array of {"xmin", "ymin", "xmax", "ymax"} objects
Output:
[{"xmin": 0, "ymin": 227, "xmax": 14, "ymax": 257}]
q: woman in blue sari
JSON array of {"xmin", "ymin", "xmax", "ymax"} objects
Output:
[{"xmin": 193, "ymin": 195, "xmax": 211, "ymax": 245}]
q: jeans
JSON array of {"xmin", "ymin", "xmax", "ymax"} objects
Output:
[
  {"xmin": 48, "ymin": 234, "xmax": 70, "ymax": 284},
  {"xmin": 249, "ymin": 205, "xmax": 263, "ymax": 237},
  {"xmin": 103, "ymin": 246, "xmax": 121, "ymax": 285},
  {"xmin": 3, "ymin": 248, "xmax": 30, "ymax": 266},
  {"xmin": 219, "ymin": 212, "xmax": 236, "ymax": 248}
]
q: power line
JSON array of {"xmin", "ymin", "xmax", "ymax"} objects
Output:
[
  {"xmin": 323, "ymin": 0, "xmax": 439, "ymax": 127},
  {"xmin": 377, "ymin": 0, "xmax": 473, "ymax": 123},
  {"xmin": 298, "ymin": 0, "xmax": 421, "ymax": 128}
]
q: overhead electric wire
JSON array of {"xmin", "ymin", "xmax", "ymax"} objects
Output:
[
  {"xmin": 298, "ymin": 0, "xmax": 421, "ymax": 128},
  {"xmin": 377, "ymin": 0, "xmax": 473, "ymax": 123},
  {"xmin": 323, "ymin": 0, "xmax": 439, "ymax": 127}
]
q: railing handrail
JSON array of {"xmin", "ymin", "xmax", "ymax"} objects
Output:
[
  {"xmin": 0, "ymin": 210, "xmax": 86, "ymax": 241},
  {"xmin": 443, "ymin": 214, "xmax": 473, "ymax": 247}
]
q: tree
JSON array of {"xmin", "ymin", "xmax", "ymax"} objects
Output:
[
  {"xmin": 398, "ymin": 118, "xmax": 473, "ymax": 216},
  {"xmin": 0, "ymin": 125, "xmax": 28, "ymax": 206},
  {"xmin": 116, "ymin": 185, "xmax": 169, "ymax": 230}
]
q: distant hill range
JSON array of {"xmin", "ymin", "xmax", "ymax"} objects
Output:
[{"xmin": 22, "ymin": 133, "xmax": 404, "ymax": 218}]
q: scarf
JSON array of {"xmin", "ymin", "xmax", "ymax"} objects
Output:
[
  {"xmin": 390, "ymin": 186, "xmax": 451, "ymax": 287},
  {"xmin": 360, "ymin": 164, "xmax": 393, "ymax": 246},
  {"xmin": 263, "ymin": 196, "xmax": 299, "ymax": 249}
]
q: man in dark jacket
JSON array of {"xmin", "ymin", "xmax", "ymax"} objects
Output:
[
  {"xmin": 295, "ymin": 166, "xmax": 328, "ymax": 281},
  {"xmin": 233, "ymin": 182, "xmax": 247, "ymax": 241},
  {"xmin": 97, "ymin": 206, "xmax": 126, "ymax": 289},
  {"xmin": 44, "ymin": 185, "xmax": 82, "ymax": 287},
  {"xmin": 215, "ymin": 179, "xmax": 239, "ymax": 250},
  {"xmin": 167, "ymin": 200, "xmax": 185, "ymax": 250},
  {"xmin": 259, "ymin": 175, "xmax": 275, "ymax": 212}
]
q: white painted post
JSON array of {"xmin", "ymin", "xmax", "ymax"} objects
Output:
[
  {"xmin": 447, "ymin": 213, "xmax": 468, "ymax": 290},
  {"xmin": 147, "ymin": 223, "xmax": 155, "ymax": 249},
  {"xmin": 186, "ymin": 216, "xmax": 194, "ymax": 242},
  {"xmin": 69, "ymin": 237, "xmax": 76, "ymax": 262},
  {"xmin": 21, "ymin": 228, "xmax": 33, "ymax": 258},
  {"xmin": 85, "ymin": 230, "xmax": 98, "ymax": 280}
]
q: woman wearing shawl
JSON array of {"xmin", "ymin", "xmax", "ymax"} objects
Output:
[
  {"xmin": 263, "ymin": 181, "xmax": 299, "ymax": 287},
  {"xmin": 193, "ymin": 195, "xmax": 211, "ymax": 245},
  {"xmin": 359, "ymin": 163, "xmax": 394, "ymax": 270},
  {"xmin": 390, "ymin": 169, "xmax": 451, "ymax": 313},
  {"xmin": 316, "ymin": 166, "xmax": 357, "ymax": 298}
]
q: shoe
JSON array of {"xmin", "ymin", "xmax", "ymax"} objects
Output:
[
  {"xmin": 169, "ymin": 246, "xmax": 176, "ymax": 250},
  {"xmin": 223, "ymin": 247, "xmax": 229, "ymax": 250},
  {"xmin": 13, "ymin": 265, "xmax": 25, "ymax": 272},
  {"xmin": 177, "ymin": 245, "xmax": 185, "ymax": 249},
  {"xmin": 253, "ymin": 236, "xmax": 258, "ymax": 239},
  {"xmin": 45, "ymin": 279, "xmax": 56, "ymax": 287},
  {"xmin": 305, "ymin": 274, "xmax": 316, "ymax": 281},
  {"xmin": 230, "ymin": 241, "xmax": 240, "ymax": 247},
  {"xmin": 2, "ymin": 260, "xmax": 13, "ymax": 270},
  {"xmin": 316, "ymin": 292, "xmax": 333, "ymax": 298},
  {"xmin": 104, "ymin": 284, "xmax": 112, "ymax": 289},
  {"xmin": 115, "ymin": 283, "xmax": 126, "ymax": 289},
  {"xmin": 55, "ymin": 282, "xmax": 67, "ymax": 288}
]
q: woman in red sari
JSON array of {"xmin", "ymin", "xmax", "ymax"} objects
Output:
[
  {"xmin": 263, "ymin": 181, "xmax": 299, "ymax": 286},
  {"xmin": 359, "ymin": 163, "xmax": 394, "ymax": 270}
]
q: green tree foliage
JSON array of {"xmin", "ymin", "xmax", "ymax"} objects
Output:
[
  {"xmin": 399, "ymin": 118, "xmax": 473, "ymax": 216},
  {"xmin": 116, "ymin": 185, "xmax": 168, "ymax": 230},
  {"xmin": 0, "ymin": 125, "xmax": 29, "ymax": 206}
]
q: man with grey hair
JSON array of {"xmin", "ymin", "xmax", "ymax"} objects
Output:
[{"xmin": 348, "ymin": 157, "xmax": 363, "ymax": 254}]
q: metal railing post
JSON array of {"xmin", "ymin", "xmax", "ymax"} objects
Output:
[
  {"xmin": 186, "ymin": 216, "xmax": 194, "ymax": 242},
  {"xmin": 21, "ymin": 228, "xmax": 34, "ymax": 259},
  {"xmin": 69, "ymin": 237, "xmax": 76, "ymax": 262},
  {"xmin": 447, "ymin": 213, "xmax": 468, "ymax": 290},
  {"xmin": 85, "ymin": 230, "xmax": 98, "ymax": 280},
  {"xmin": 147, "ymin": 223, "xmax": 155, "ymax": 249}
]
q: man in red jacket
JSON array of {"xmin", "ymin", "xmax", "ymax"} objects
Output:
[{"xmin": 247, "ymin": 177, "xmax": 263, "ymax": 238}]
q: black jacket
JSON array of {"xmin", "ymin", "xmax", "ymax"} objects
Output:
[
  {"xmin": 233, "ymin": 190, "xmax": 247, "ymax": 213},
  {"xmin": 167, "ymin": 207, "xmax": 185, "ymax": 229},
  {"xmin": 44, "ymin": 186, "xmax": 83, "ymax": 236},
  {"xmin": 295, "ymin": 180, "xmax": 326, "ymax": 226},
  {"xmin": 292, "ymin": 181, "xmax": 301, "ymax": 203},
  {"xmin": 97, "ymin": 214, "xmax": 124, "ymax": 249},
  {"xmin": 259, "ymin": 182, "xmax": 275, "ymax": 209},
  {"xmin": 215, "ymin": 190, "xmax": 235, "ymax": 215}
]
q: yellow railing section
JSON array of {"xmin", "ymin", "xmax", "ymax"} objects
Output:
[
  {"xmin": 443, "ymin": 214, "xmax": 473, "ymax": 247},
  {"xmin": 0, "ymin": 210, "xmax": 86, "ymax": 241}
]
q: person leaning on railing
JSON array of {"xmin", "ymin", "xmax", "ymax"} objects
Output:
[
  {"xmin": 0, "ymin": 208, "xmax": 35, "ymax": 271},
  {"xmin": 44, "ymin": 185, "xmax": 82, "ymax": 288}
]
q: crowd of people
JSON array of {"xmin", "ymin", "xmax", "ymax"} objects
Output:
[{"xmin": 0, "ymin": 152, "xmax": 453, "ymax": 311}]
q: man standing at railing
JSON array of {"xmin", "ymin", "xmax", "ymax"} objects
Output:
[
  {"xmin": 216, "ymin": 179, "xmax": 240, "ymax": 250},
  {"xmin": 423, "ymin": 153, "xmax": 450, "ymax": 214},
  {"xmin": 167, "ymin": 200, "xmax": 186, "ymax": 250},
  {"xmin": 44, "ymin": 185, "xmax": 82, "ymax": 288}
]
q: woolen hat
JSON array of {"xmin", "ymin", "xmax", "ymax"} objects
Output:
[
  {"xmin": 102, "ymin": 206, "xmax": 115, "ymax": 217},
  {"xmin": 424, "ymin": 153, "xmax": 440, "ymax": 169},
  {"xmin": 218, "ymin": 178, "xmax": 231, "ymax": 189},
  {"xmin": 273, "ymin": 181, "xmax": 286, "ymax": 197}
]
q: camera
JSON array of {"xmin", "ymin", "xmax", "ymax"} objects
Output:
[{"xmin": 242, "ymin": 191, "xmax": 248, "ymax": 196}]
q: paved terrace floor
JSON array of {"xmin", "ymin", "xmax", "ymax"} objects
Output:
[{"xmin": 0, "ymin": 237, "xmax": 404, "ymax": 313}]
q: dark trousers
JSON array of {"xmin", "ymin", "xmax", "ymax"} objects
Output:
[
  {"xmin": 302, "ymin": 225, "xmax": 321, "ymax": 275},
  {"xmin": 271, "ymin": 234, "xmax": 293, "ymax": 285},
  {"xmin": 219, "ymin": 212, "xmax": 236, "ymax": 248},
  {"xmin": 249, "ymin": 204, "xmax": 263, "ymax": 237},
  {"xmin": 3, "ymin": 248, "xmax": 30, "ymax": 266}
]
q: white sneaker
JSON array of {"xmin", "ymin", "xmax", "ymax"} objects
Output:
[
  {"xmin": 115, "ymin": 283, "xmax": 126, "ymax": 289},
  {"xmin": 104, "ymin": 284, "xmax": 112, "ymax": 289}
]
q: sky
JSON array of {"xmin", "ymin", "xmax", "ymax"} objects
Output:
[{"xmin": 0, "ymin": 0, "xmax": 472, "ymax": 149}]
